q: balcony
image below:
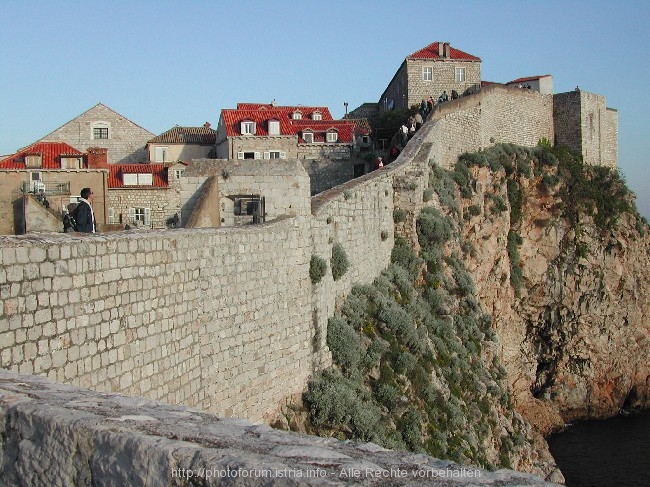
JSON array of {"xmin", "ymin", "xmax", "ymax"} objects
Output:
[{"xmin": 21, "ymin": 180, "xmax": 71, "ymax": 195}]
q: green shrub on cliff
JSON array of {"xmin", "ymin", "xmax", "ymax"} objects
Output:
[
  {"xmin": 309, "ymin": 255, "xmax": 327, "ymax": 284},
  {"xmin": 330, "ymin": 243, "xmax": 350, "ymax": 281},
  {"xmin": 305, "ymin": 224, "xmax": 525, "ymax": 469}
]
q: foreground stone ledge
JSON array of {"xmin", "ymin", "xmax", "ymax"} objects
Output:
[{"xmin": 0, "ymin": 371, "xmax": 560, "ymax": 486}]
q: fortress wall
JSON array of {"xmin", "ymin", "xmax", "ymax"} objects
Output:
[
  {"xmin": 603, "ymin": 108, "xmax": 618, "ymax": 170},
  {"xmin": 0, "ymin": 86, "xmax": 608, "ymax": 426},
  {"xmin": 430, "ymin": 85, "xmax": 554, "ymax": 169},
  {"xmin": 0, "ymin": 219, "xmax": 314, "ymax": 422}
]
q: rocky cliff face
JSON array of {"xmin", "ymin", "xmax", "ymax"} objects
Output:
[
  {"xmin": 456, "ymin": 144, "xmax": 650, "ymax": 435},
  {"xmin": 295, "ymin": 143, "xmax": 647, "ymax": 484}
]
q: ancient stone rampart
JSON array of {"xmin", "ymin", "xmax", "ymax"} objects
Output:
[{"xmin": 0, "ymin": 86, "xmax": 594, "ymax": 423}]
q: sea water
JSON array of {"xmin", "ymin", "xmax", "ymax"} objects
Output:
[{"xmin": 546, "ymin": 410, "xmax": 650, "ymax": 487}]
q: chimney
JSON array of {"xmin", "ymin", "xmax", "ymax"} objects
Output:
[
  {"xmin": 444, "ymin": 42, "xmax": 450, "ymax": 58},
  {"xmin": 438, "ymin": 42, "xmax": 444, "ymax": 57},
  {"xmin": 87, "ymin": 147, "xmax": 108, "ymax": 168}
]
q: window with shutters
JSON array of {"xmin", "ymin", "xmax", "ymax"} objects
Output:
[
  {"xmin": 326, "ymin": 132, "xmax": 338, "ymax": 143},
  {"xmin": 61, "ymin": 157, "xmax": 82, "ymax": 169},
  {"xmin": 129, "ymin": 207, "xmax": 151, "ymax": 226},
  {"xmin": 241, "ymin": 120, "xmax": 256, "ymax": 135},
  {"xmin": 123, "ymin": 173, "xmax": 153, "ymax": 185},
  {"xmin": 107, "ymin": 208, "xmax": 117, "ymax": 224},
  {"xmin": 302, "ymin": 131, "xmax": 314, "ymax": 143},
  {"xmin": 268, "ymin": 119, "xmax": 280, "ymax": 135},
  {"xmin": 237, "ymin": 151, "xmax": 260, "ymax": 159},
  {"xmin": 154, "ymin": 147, "xmax": 168, "ymax": 162},
  {"xmin": 264, "ymin": 151, "xmax": 286, "ymax": 159},
  {"xmin": 311, "ymin": 111, "xmax": 322, "ymax": 120}
]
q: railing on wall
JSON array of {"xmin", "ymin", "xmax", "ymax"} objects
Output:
[{"xmin": 21, "ymin": 180, "xmax": 71, "ymax": 195}]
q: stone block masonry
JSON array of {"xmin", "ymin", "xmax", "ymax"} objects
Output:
[
  {"xmin": 0, "ymin": 370, "xmax": 561, "ymax": 487},
  {"xmin": 0, "ymin": 219, "xmax": 315, "ymax": 422}
]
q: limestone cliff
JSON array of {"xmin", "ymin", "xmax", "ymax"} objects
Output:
[
  {"xmin": 457, "ymin": 144, "xmax": 650, "ymax": 434},
  {"xmin": 294, "ymin": 143, "xmax": 648, "ymax": 484}
]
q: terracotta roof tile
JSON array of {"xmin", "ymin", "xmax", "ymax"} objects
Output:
[
  {"xmin": 148, "ymin": 126, "xmax": 217, "ymax": 144},
  {"xmin": 220, "ymin": 104, "xmax": 358, "ymax": 143},
  {"xmin": 108, "ymin": 163, "xmax": 168, "ymax": 189},
  {"xmin": 506, "ymin": 75, "xmax": 551, "ymax": 85},
  {"xmin": 0, "ymin": 142, "xmax": 84, "ymax": 169},
  {"xmin": 408, "ymin": 42, "xmax": 480, "ymax": 61}
]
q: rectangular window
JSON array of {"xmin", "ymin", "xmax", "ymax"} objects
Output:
[
  {"xmin": 326, "ymin": 132, "xmax": 338, "ymax": 143},
  {"xmin": 123, "ymin": 173, "xmax": 153, "ymax": 185},
  {"xmin": 303, "ymin": 132, "xmax": 313, "ymax": 143},
  {"xmin": 241, "ymin": 121, "xmax": 255, "ymax": 135},
  {"xmin": 93, "ymin": 127, "xmax": 109, "ymax": 139},
  {"xmin": 174, "ymin": 169, "xmax": 184, "ymax": 179},
  {"xmin": 154, "ymin": 147, "xmax": 168, "ymax": 162},
  {"xmin": 129, "ymin": 207, "xmax": 151, "ymax": 226},
  {"xmin": 268, "ymin": 120, "xmax": 280, "ymax": 135},
  {"xmin": 423, "ymin": 67, "xmax": 433, "ymax": 81},
  {"xmin": 455, "ymin": 67, "xmax": 466, "ymax": 82},
  {"xmin": 61, "ymin": 157, "xmax": 82, "ymax": 169}
]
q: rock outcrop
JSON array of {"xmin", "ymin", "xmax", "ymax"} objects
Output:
[{"xmin": 457, "ymin": 146, "xmax": 650, "ymax": 434}]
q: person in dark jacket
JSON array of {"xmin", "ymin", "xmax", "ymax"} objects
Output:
[{"xmin": 75, "ymin": 188, "xmax": 96, "ymax": 233}]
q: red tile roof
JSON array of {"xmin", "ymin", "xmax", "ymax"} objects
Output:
[
  {"xmin": 408, "ymin": 42, "xmax": 480, "ymax": 61},
  {"xmin": 236, "ymin": 103, "xmax": 333, "ymax": 119},
  {"xmin": 506, "ymin": 75, "xmax": 551, "ymax": 85},
  {"xmin": 108, "ymin": 164, "xmax": 168, "ymax": 189},
  {"xmin": 220, "ymin": 104, "xmax": 358, "ymax": 143},
  {"xmin": 0, "ymin": 142, "xmax": 84, "ymax": 169}
]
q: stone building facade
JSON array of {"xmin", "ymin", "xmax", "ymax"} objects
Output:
[
  {"xmin": 379, "ymin": 41, "xmax": 481, "ymax": 111},
  {"xmin": 146, "ymin": 124, "xmax": 216, "ymax": 163},
  {"xmin": 215, "ymin": 103, "xmax": 369, "ymax": 161},
  {"xmin": 106, "ymin": 162, "xmax": 186, "ymax": 229},
  {"xmin": 553, "ymin": 90, "xmax": 618, "ymax": 169},
  {"xmin": 39, "ymin": 103, "xmax": 155, "ymax": 164}
]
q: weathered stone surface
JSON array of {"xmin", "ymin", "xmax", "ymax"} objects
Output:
[{"xmin": 0, "ymin": 371, "xmax": 560, "ymax": 486}]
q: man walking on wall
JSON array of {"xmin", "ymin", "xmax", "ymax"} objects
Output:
[{"xmin": 75, "ymin": 187, "xmax": 96, "ymax": 233}]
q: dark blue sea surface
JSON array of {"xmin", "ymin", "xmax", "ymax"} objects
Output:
[{"xmin": 546, "ymin": 410, "xmax": 650, "ymax": 487}]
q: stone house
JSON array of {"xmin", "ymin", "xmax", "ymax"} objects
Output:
[
  {"xmin": 0, "ymin": 143, "xmax": 108, "ymax": 234},
  {"xmin": 146, "ymin": 124, "xmax": 216, "ymax": 163},
  {"xmin": 106, "ymin": 160, "xmax": 187, "ymax": 229},
  {"xmin": 179, "ymin": 158, "xmax": 311, "ymax": 228},
  {"xmin": 379, "ymin": 41, "xmax": 481, "ymax": 111},
  {"xmin": 215, "ymin": 102, "xmax": 369, "ymax": 161},
  {"xmin": 38, "ymin": 103, "xmax": 155, "ymax": 164}
]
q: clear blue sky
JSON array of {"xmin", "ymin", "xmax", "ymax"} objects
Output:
[{"xmin": 2, "ymin": 0, "xmax": 649, "ymax": 217}]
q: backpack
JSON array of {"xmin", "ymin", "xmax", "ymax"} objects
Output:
[{"xmin": 63, "ymin": 212, "xmax": 77, "ymax": 232}]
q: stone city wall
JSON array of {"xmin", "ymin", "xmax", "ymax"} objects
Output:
[
  {"xmin": 0, "ymin": 370, "xmax": 560, "ymax": 487},
  {"xmin": 0, "ymin": 220, "xmax": 315, "ymax": 422},
  {"xmin": 0, "ymin": 85, "xmax": 605, "ymax": 426}
]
